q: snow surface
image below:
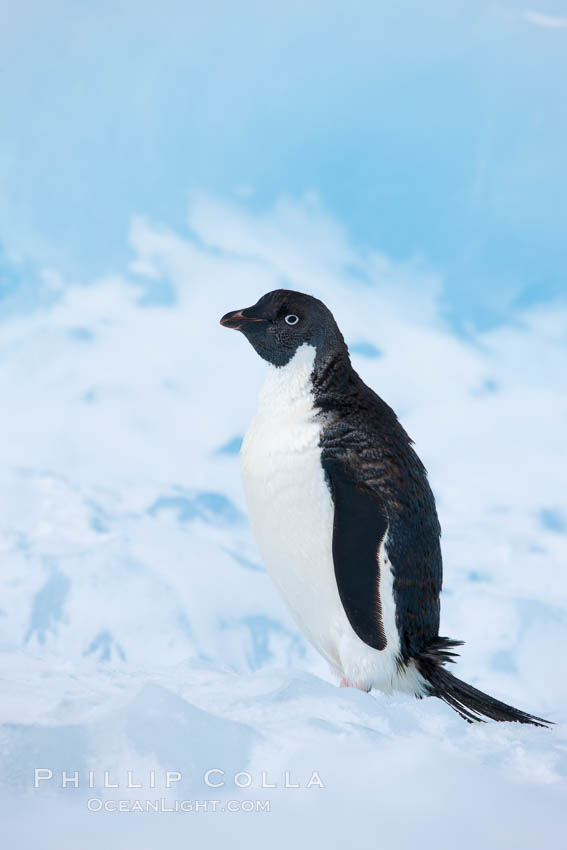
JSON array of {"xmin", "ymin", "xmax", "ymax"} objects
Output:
[{"xmin": 0, "ymin": 196, "xmax": 566, "ymax": 847}]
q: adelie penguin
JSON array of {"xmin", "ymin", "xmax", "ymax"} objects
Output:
[{"xmin": 220, "ymin": 289, "xmax": 551, "ymax": 726}]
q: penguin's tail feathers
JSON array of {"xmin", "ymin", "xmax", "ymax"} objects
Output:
[{"xmin": 417, "ymin": 637, "xmax": 552, "ymax": 728}]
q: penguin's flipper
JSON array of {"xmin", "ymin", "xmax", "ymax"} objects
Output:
[{"xmin": 322, "ymin": 456, "xmax": 389, "ymax": 651}]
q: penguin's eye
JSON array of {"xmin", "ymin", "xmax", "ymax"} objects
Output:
[{"xmin": 284, "ymin": 314, "xmax": 299, "ymax": 326}]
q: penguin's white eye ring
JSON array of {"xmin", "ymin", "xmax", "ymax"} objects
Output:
[{"xmin": 284, "ymin": 314, "xmax": 299, "ymax": 326}]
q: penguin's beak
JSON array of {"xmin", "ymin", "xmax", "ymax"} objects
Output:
[{"xmin": 220, "ymin": 307, "xmax": 266, "ymax": 330}]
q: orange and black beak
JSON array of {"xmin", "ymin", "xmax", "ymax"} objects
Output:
[{"xmin": 220, "ymin": 307, "xmax": 266, "ymax": 330}]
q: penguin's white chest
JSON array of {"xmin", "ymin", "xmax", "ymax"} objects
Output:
[
  {"xmin": 240, "ymin": 345, "xmax": 414, "ymax": 693},
  {"xmin": 240, "ymin": 346, "xmax": 342, "ymax": 666}
]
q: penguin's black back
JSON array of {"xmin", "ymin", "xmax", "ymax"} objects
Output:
[{"xmin": 312, "ymin": 347, "xmax": 442, "ymax": 663}]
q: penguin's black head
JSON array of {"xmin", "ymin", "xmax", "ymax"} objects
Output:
[{"xmin": 220, "ymin": 289, "xmax": 345, "ymax": 367}]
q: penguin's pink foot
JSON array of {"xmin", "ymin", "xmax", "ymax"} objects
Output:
[{"xmin": 339, "ymin": 677, "xmax": 367, "ymax": 690}]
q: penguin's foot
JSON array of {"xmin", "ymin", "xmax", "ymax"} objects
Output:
[{"xmin": 339, "ymin": 677, "xmax": 367, "ymax": 691}]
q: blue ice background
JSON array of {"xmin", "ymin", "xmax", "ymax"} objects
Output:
[{"xmin": 1, "ymin": 1, "xmax": 566, "ymax": 328}]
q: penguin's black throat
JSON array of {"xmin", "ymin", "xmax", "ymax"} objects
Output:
[{"xmin": 220, "ymin": 288, "xmax": 348, "ymax": 370}]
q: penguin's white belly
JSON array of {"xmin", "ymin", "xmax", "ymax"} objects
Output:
[
  {"xmin": 241, "ymin": 398, "xmax": 344, "ymax": 668},
  {"xmin": 240, "ymin": 346, "xmax": 423, "ymax": 694}
]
